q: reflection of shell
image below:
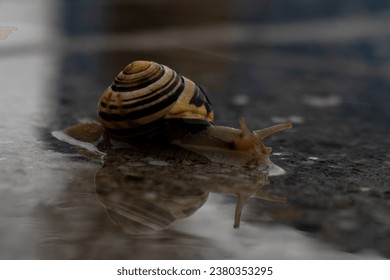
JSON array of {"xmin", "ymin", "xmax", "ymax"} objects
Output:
[
  {"xmin": 92, "ymin": 144, "xmax": 285, "ymax": 233},
  {"xmin": 95, "ymin": 160, "xmax": 209, "ymax": 234},
  {"xmin": 98, "ymin": 60, "xmax": 214, "ymax": 140}
]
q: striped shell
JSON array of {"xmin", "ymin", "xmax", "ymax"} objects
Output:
[{"xmin": 98, "ymin": 60, "xmax": 214, "ymax": 140}]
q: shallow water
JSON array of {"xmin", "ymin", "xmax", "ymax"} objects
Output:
[{"xmin": 1, "ymin": 0, "xmax": 389, "ymax": 259}]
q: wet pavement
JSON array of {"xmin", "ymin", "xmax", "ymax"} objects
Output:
[{"xmin": 1, "ymin": 0, "xmax": 389, "ymax": 259}]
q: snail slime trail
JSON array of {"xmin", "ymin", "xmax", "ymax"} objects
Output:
[{"xmin": 97, "ymin": 60, "xmax": 292, "ymax": 167}]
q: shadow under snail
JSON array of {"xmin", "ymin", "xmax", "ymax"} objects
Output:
[{"xmin": 97, "ymin": 60, "xmax": 292, "ymax": 167}]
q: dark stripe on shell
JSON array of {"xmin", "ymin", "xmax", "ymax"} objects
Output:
[
  {"xmin": 110, "ymin": 66, "xmax": 165, "ymax": 92},
  {"xmin": 197, "ymin": 86, "xmax": 213, "ymax": 114},
  {"xmin": 121, "ymin": 73, "xmax": 180, "ymax": 109},
  {"xmin": 120, "ymin": 69, "xmax": 178, "ymax": 103},
  {"xmin": 189, "ymin": 86, "xmax": 213, "ymax": 114},
  {"xmin": 98, "ymin": 77, "xmax": 186, "ymax": 122},
  {"xmin": 122, "ymin": 62, "xmax": 152, "ymax": 75},
  {"xmin": 116, "ymin": 64, "xmax": 162, "ymax": 85}
]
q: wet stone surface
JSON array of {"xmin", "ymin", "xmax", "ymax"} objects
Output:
[{"xmin": 1, "ymin": 0, "xmax": 390, "ymax": 259}]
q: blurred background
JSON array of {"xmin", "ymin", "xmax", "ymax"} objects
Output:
[{"xmin": 0, "ymin": 0, "xmax": 389, "ymax": 259}]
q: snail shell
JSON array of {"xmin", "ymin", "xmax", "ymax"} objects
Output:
[
  {"xmin": 98, "ymin": 60, "xmax": 214, "ymax": 141},
  {"xmin": 98, "ymin": 60, "xmax": 292, "ymax": 166}
]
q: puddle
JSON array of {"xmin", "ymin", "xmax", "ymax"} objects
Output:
[{"xmin": 53, "ymin": 121, "xmax": 288, "ymax": 232}]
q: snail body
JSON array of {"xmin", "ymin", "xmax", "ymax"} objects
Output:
[{"xmin": 98, "ymin": 60, "xmax": 291, "ymax": 165}]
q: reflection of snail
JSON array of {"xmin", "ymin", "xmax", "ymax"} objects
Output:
[
  {"xmin": 94, "ymin": 147, "xmax": 286, "ymax": 234},
  {"xmin": 97, "ymin": 60, "xmax": 292, "ymax": 165}
]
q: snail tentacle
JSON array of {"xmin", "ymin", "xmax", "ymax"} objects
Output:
[{"xmin": 254, "ymin": 122, "xmax": 292, "ymax": 140}]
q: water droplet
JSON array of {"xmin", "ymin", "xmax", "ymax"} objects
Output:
[
  {"xmin": 288, "ymin": 115, "xmax": 305, "ymax": 124},
  {"xmin": 271, "ymin": 115, "xmax": 304, "ymax": 124},
  {"xmin": 303, "ymin": 94, "xmax": 341, "ymax": 107},
  {"xmin": 272, "ymin": 151, "xmax": 290, "ymax": 157},
  {"xmin": 231, "ymin": 94, "xmax": 250, "ymax": 106},
  {"xmin": 267, "ymin": 162, "xmax": 286, "ymax": 176},
  {"xmin": 271, "ymin": 116, "xmax": 288, "ymax": 123}
]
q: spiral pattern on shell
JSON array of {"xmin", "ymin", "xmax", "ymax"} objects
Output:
[{"xmin": 98, "ymin": 61, "xmax": 214, "ymax": 140}]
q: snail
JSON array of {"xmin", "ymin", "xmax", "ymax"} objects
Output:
[
  {"xmin": 97, "ymin": 60, "xmax": 292, "ymax": 166},
  {"xmin": 51, "ymin": 60, "xmax": 292, "ymax": 231}
]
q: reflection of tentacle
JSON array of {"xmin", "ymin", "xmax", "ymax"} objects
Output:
[{"xmin": 234, "ymin": 194, "xmax": 250, "ymax": 228}]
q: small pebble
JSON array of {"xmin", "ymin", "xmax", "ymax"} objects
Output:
[
  {"xmin": 308, "ymin": 156, "xmax": 319, "ymax": 160},
  {"xmin": 301, "ymin": 160, "xmax": 315, "ymax": 166},
  {"xmin": 192, "ymin": 174, "xmax": 210, "ymax": 180},
  {"xmin": 272, "ymin": 152, "xmax": 290, "ymax": 157},
  {"xmin": 143, "ymin": 192, "xmax": 157, "ymax": 200},
  {"xmin": 148, "ymin": 160, "xmax": 170, "ymax": 166}
]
